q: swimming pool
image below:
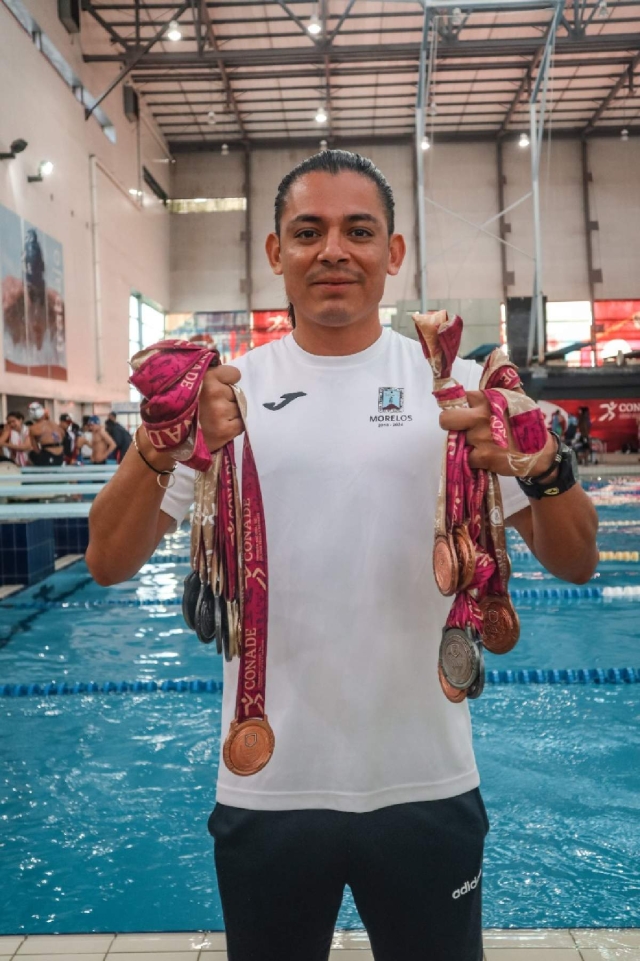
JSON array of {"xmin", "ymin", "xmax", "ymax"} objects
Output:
[{"xmin": 1, "ymin": 479, "xmax": 639, "ymax": 934}]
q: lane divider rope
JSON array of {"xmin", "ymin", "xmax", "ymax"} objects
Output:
[
  {"xmin": 3, "ymin": 585, "xmax": 640, "ymax": 610},
  {"xmin": 2, "ymin": 668, "xmax": 640, "ymax": 697},
  {"xmin": 149, "ymin": 551, "xmax": 640, "ymax": 565}
]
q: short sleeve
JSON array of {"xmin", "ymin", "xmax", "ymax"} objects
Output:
[
  {"xmin": 452, "ymin": 356, "xmax": 531, "ymax": 522},
  {"xmin": 160, "ymin": 462, "xmax": 196, "ymax": 531}
]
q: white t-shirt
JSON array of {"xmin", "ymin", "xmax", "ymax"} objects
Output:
[{"xmin": 161, "ymin": 328, "xmax": 530, "ymax": 813}]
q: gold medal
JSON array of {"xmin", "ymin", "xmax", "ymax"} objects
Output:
[
  {"xmin": 223, "ymin": 716, "xmax": 275, "ymax": 777},
  {"xmin": 480, "ymin": 594, "xmax": 520, "ymax": 654}
]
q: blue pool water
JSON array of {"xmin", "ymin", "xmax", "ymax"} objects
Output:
[{"xmin": 1, "ymin": 479, "xmax": 639, "ymax": 934}]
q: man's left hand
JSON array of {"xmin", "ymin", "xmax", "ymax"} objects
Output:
[{"xmin": 438, "ymin": 391, "xmax": 557, "ymax": 478}]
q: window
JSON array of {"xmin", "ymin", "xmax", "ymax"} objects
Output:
[
  {"xmin": 168, "ymin": 197, "xmax": 247, "ymax": 214},
  {"xmin": 129, "ymin": 294, "xmax": 165, "ymax": 400}
]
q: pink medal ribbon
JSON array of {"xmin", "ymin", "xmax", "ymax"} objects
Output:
[
  {"xmin": 413, "ymin": 310, "xmax": 548, "ymax": 698},
  {"xmin": 129, "ymin": 342, "xmax": 274, "ymax": 776}
]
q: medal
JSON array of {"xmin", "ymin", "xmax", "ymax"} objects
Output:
[
  {"xmin": 223, "ymin": 716, "xmax": 275, "ymax": 777},
  {"xmin": 438, "ymin": 663, "xmax": 467, "ymax": 703},
  {"xmin": 433, "ymin": 533, "xmax": 459, "ymax": 596},
  {"xmin": 439, "ymin": 626, "xmax": 481, "ymax": 690},
  {"xmin": 465, "ymin": 646, "xmax": 486, "ymax": 699},
  {"xmin": 453, "ymin": 524, "xmax": 476, "ymax": 591},
  {"xmin": 480, "ymin": 594, "xmax": 520, "ymax": 654},
  {"xmin": 182, "ymin": 570, "xmax": 200, "ymax": 631}
]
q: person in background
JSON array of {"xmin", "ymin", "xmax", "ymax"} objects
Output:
[
  {"xmin": 27, "ymin": 402, "xmax": 64, "ymax": 467},
  {"xmin": 576, "ymin": 406, "xmax": 593, "ymax": 466},
  {"xmin": 87, "ymin": 415, "xmax": 116, "ymax": 465},
  {"xmin": 59, "ymin": 413, "xmax": 81, "ymax": 465},
  {"xmin": 564, "ymin": 414, "xmax": 578, "ymax": 446},
  {"xmin": 550, "ymin": 408, "xmax": 565, "ymax": 437},
  {"xmin": 105, "ymin": 412, "xmax": 132, "ymax": 463},
  {"xmin": 0, "ymin": 411, "xmax": 32, "ymax": 466},
  {"xmin": 76, "ymin": 415, "xmax": 94, "ymax": 464}
]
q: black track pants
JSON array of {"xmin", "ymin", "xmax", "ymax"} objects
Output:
[{"xmin": 208, "ymin": 787, "xmax": 490, "ymax": 961}]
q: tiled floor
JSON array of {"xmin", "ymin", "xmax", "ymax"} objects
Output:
[{"xmin": 0, "ymin": 930, "xmax": 639, "ymax": 961}]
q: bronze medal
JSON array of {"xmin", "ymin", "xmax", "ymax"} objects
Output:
[
  {"xmin": 453, "ymin": 524, "xmax": 476, "ymax": 591},
  {"xmin": 223, "ymin": 716, "xmax": 275, "ymax": 777},
  {"xmin": 480, "ymin": 594, "xmax": 520, "ymax": 654},
  {"xmin": 439, "ymin": 626, "xmax": 480, "ymax": 689},
  {"xmin": 438, "ymin": 663, "xmax": 467, "ymax": 703},
  {"xmin": 433, "ymin": 533, "xmax": 459, "ymax": 596}
]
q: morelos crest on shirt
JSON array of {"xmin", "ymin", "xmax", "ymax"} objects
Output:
[{"xmin": 371, "ymin": 387, "xmax": 413, "ymax": 426}]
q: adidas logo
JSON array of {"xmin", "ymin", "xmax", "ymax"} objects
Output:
[{"xmin": 452, "ymin": 868, "xmax": 482, "ymax": 899}]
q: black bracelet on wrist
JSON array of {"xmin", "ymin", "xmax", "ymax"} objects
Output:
[
  {"xmin": 133, "ymin": 427, "xmax": 176, "ymax": 489},
  {"xmin": 516, "ymin": 432, "xmax": 577, "ymax": 500}
]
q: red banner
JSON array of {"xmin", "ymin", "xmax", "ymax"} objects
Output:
[
  {"xmin": 251, "ymin": 310, "xmax": 292, "ymax": 348},
  {"xmin": 540, "ymin": 398, "xmax": 640, "ymax": 453}
]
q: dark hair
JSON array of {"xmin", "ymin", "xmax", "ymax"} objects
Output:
[
  {"xmin": 274, "ymin": 150, "xmax": 395, "ymax": 328},
  {"xmin": 7, "ymin": 410, "xmax": 24, "ymax": 421}
]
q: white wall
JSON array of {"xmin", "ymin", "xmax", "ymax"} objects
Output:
[
  {"xmin": 169, "ymin": 135, "xmax": 640, "ymax": 321},
  {"xmin": 170, "ymin": 152, "xmax": 246, "ymax": 313},
  {"xmin": 0, "ymin": 1, "xmax": 171, "ymax": 410}
]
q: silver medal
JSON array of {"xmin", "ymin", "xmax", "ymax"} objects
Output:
[{"xmin": 439, "ymin": 627, "xmax": 481, "ymax": 690}]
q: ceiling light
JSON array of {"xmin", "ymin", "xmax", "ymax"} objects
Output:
[
  {"xmin": 166, "ymin": 19, "xmax": 182, "ymax": 41},
  {"xmin": 421, "ymin": 135, "xmax": 430, "ymax": 151},
  {"xmin": 518, "ymin": 131, "xmax": 530, "ymax": 148},
  {"xmin": 315, "ymin": 105, "xmax": 328, "ymax": 124},
  {"xmin": 0, "ymin": 138, "xmax": 28, "ymax": 160},
  {"xmin": 307, "ymin": 13, "xmax": 322, "ymax": 35},
  {"xmin": 27, "ymin": 160, "xmax": 54, "ymax": 182},
  {"xmin": 221, "ymin": 143, "xmax": 229, "ymax": 156},
  {"xmin": 207, "ymin": 110, "xmax": 216, "ymax": 124},
  {"xmin": 428, "ymin": 99, "xmax": 438, "ymax": 116},
  {"xmin": 319, "ymin": 139, "xmax": 328, "ymax": 151},
  {"xmin": 595, "ymin": 0, "xmax": 609, "ymax": 18},
  {"xmin": 128, "ymin": 188, "xmax": 143, "ymax": 198},
  {"xmin": 620, "ymin": 127, "xmax": 629, "ymax": 142},
  {"xmin": 451, "ymin": 6, "xmax": 463, "ymax": 26}
]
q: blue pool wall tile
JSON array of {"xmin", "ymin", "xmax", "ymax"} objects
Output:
[
  {"xmin": 0, "ymin": 521, "xmax": 55, "ymax": 585},
  {"xmin": 53, "ymin": 518, "xmax": 90, "ymax": 558}
]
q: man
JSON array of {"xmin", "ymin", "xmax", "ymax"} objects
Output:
[
  {"xmin": 0, "ymin": 410, "xmax": 31, "ymax": 466},
  {"xmin": 105, "ymin": 412, "xmax": 132, "ymax": 462},
  {"xmin": 59, "ymin": 413, "xmax": 80, "ymax": 464},
  {"xmin": 27, "ymin": 402, "xmax": 64, "ymax": 467},
  {"xmin": 86, "ymin": 151, "xmax": 598, "ymax": 961},
  {"xmin": 86, "ymin": 415, "xmax": 116, "ymax": 465}
]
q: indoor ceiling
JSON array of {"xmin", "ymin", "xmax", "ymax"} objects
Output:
[{"xmin": 79, "ymin": 0, "xmax": 640, "ymax": 151}]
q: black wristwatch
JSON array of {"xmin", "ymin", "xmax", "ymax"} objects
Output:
[{"xmin": 516, "ymin": 431, "xmax": 577, "ymax": 500}]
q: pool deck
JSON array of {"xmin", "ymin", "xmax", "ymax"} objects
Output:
[{"xmin": 1, "ymin": 929, "xmax": 640, "ymax": 960}]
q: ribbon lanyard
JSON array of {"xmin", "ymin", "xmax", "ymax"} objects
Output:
[{"xmin": 129, "ymin": 342, "xmax": 274, "ymax": 777}]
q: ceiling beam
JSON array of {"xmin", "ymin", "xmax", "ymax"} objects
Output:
[
  {"xmin": 166, "ymin": 123, "xmax": 640, "ymax": 153},
  {"xmin": 83, "ymin": 32, "xmax": 640, "ymax": 69},
  {"xmin": 199, "ymin": 0, "xmax": 246, "ymax": 137},
  {"xmin": 583, "ymin": 50, "xmax": 640, "ymax": 134},
  {"xmin": 85, "ymin": 0, "xmax": 191, "ymax": 119},
  {"xmin": 498, "ymin": 45, "xmax": 544, "ymax": 135}
]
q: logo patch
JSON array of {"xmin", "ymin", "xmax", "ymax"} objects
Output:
[
  {"xmin": 378, "ymin": 387, "xmax": 404, "ymax": 412},
  {"xmin": 452, "ymin": 869, "xmax": 482, "ymax": 899},
  {"xmin": 263, "ymin": 392, "xmax": 307, "ymax": 411}
]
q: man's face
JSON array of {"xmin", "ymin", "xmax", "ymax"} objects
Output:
[
  {"xmin": 6, "ymin": 416, "xmax": 22, "ymax": 432},
  {"xmin": 266, "ymin": 170, "xmax": 405, "ymax": 329}
]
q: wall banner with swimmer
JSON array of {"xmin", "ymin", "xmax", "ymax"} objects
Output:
[
  {"xmin": 0, "ymin": 202, "xmax": 67, "ymax": 380},
  {"xmin": 165, "ymin": 311, "xmax": 251, "ymax": 363}
]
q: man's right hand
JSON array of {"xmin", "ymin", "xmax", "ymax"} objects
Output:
[{"xmin": 199, "ymin": 364, "xmax": 245, "ymax": 452}]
